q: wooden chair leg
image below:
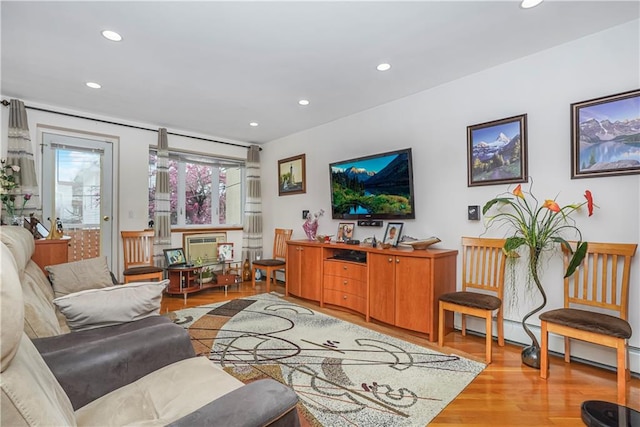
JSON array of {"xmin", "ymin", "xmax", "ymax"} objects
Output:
[
  {"xmin": 461, "ymin": 314, "xmax": 467, "ymax": 337},
  {"xmin": 540, "ymin": 321, "xmax": 548, "ymax": 379},
  {"xmin": 564, "ymin": 336, "xmax": 571, "ymax": 363},
  {"xmin": 485, "ymin": 313, "xmax": 492, "ymax": 364},
  {"xmin": 617, "ymin": 340, "xmax": 627, "ymax": 405},
  {"xmin": 265, "ymin": 267, "xmax": 273, "ymax": 292},
  {"xmin": 438, "ymin": 303, "xmax": 446, "ymax": 348},
  {"xmin": 497, "ymin": 308, "xmax": 504, "ymax": 347},
  {"xmin": 251, "ymin": 266, "xmax": 257, "ymax": 288}
]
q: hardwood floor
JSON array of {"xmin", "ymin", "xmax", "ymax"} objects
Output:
[{"xmin": 161, "ymin": 281, "xmax": 640, "ymax": 426}]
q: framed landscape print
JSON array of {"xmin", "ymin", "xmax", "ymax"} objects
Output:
[
  {"xmin": 571, "ymin": 89, "xmax": 640, "ymax": 178},
  {"xmin": 467, "ymin": 114, "xmax": 528, "ymax": 187},
  {"xmin": 218, "ymin": 243, "xmax": 234, "ymax": 261},
  {"xmin": 278, "ymin": 154, "xmax": 306, "ymax": 196}
]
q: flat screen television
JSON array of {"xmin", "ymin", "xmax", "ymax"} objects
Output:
[{"xmin": 329, "ymin": 148, "xmax": 415, "ymax": 220}]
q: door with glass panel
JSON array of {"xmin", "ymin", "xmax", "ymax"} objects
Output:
[{"xmin": 42, "ymin": 132, "xmax": 114, "ymax": 267}]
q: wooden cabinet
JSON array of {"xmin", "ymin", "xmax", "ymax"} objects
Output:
[
  {"xmin": 286, "ymin": 243, "xmax": 322, "ymax": 302},
  {"xmin": 32, "ymin": 237, "xmax": 71, "ymax": 275},
  {"xmin": 286, "ymin": 240, "xmax": 457, "ymax": 341},
  {"xmin": 370, "ymin": 251, "xmax": 456, "ymax": 340},
  {"xmin": 323, "ymin": 260, "xmax": 367, "ymax": 315}
]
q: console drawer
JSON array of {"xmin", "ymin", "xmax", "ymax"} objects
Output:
[
  {"xmin": 323, "ymin": 275, "xmax": 366, "ymax": 295},
  {"xmin": 323, "ymin": 260, "xmax": 367, "ymax": 281},
  {"xmin": 323, "ymin": 289, "xmax": 366, "ymax": 314}
]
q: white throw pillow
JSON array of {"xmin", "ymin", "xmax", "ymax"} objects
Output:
[
  {"xmin": 53, "ymin": 280, "xmax": 169, "ymax": 331},
  {"xmin": 46, "ymin": 257, "xmax": 114, "ymax": 298}
]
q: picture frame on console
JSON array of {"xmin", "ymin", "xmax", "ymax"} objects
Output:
[
  {"xmin": 278, "ymin": 154, "xmax": 306, "ymax": 196},
  {"xmin": 217, "ymin": 243, "xmax": 234, "ymax": 261},
  {"xmin": 336, "ymin": 222, "xmax": 355, "ymax": 242},
  {"xmin": 571, "ymin": 89, "xmax": 640, "ymax": 179},
  {"xmin": 467, "ymin": 114, "xmax": 528, "ymax": 187},
  {"xmin": 383, "ymin": 222, "xmax": 403, "ymax": 247}
]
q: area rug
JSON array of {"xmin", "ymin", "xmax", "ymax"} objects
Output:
[{"xmin": 166, "ymin": 293, "xmax": 485, "ymax": 426}]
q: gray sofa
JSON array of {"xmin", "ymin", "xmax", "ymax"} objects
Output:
[{"xmin": 0, "ymin": 226, "xmax": 300, "ymax": 426}]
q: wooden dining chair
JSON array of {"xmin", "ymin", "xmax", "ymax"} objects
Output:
[
  {"xmin": 438, "ymin": 237, "xmax": 507, "ymax": 363},
  {"xmin": 121, "ymin": 230, "xmax": 165, "ymax": 283},
  {"xmin": 540, "ymin": 241, "xmax": 637, "ymax": 405},
  {"xmin": 252, "ymin": 228, "xmax": 293, "ymax": 292}
]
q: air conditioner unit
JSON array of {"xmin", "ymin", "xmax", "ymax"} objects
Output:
[{"xmin": 183, "ymin": 233, "xmax": 226, "ymax": 264}]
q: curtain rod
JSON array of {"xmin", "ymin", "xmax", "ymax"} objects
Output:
[{"xmin": 0, "ymin": 99, "xmax": 260, "ymax": 150}]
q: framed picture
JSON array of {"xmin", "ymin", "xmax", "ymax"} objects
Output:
[
  {"xmin": 218, "ymin": 243, "xmax": 234, "ymax": 261},
  {"xmin": 383, "ymin": 222, "xmax": 403, "ymax": 247},
  {"xmin": 571, "ymin": 89, "xmax": 640, "ymax": 178},
  {"xmin": 163, "ymin": 248, "xmax": 187, "ymax": 267},
  {"xmin": 467, "ymin": 114, "xmax": 528, "ymax": 187},
  {"xmin": 278, "ymin": 154, "xmax": 306, "ymax": 196},
  {"xmin": 336, "ymin": 222, "xmax": 355, "ymax": 242}
]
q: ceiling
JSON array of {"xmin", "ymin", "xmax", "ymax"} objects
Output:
[{"xmin": 2, "ymin": 1, "xmax": 638, "ymax": 145}]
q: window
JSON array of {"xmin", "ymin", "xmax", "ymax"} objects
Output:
[{"xmin": 149, "ymin": 150, "xmax": 244, "ymax": 227}]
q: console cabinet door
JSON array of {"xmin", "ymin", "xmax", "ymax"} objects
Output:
[
  {"xmin": 299, "ymin": 246, "xmax": 321, "ymax": 302},
  {"xmin": 368, "ymin": 253, "xmax": 396, "ymax": 325},
  {"xmin": 394, "ymin": 256, "xmax": 432, "ymax": 333},
  {"xmin": 286, "ymin": 245, "xmax": 302, "ymax": 297}
]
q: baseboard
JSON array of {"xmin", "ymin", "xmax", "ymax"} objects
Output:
[{"xmin": 457, "ymin": 316, "xmax": 640, "ymax": 376}]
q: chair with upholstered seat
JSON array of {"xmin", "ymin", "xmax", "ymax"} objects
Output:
[
  {"xmin": 438, "ymin": 237, "xmax": 507, "ymax": 363},
  {"xmin": 121, "ymin": 230, "xmax": 165, "ymax": 283},
  {"xmin": 540, "ymin": 241, "xmax": 637, "ymax": 405},
  {"xmin": 252, "ymin": 228, "xmax": 293, "ymax": 292}
]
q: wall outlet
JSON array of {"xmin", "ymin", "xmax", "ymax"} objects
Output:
[
  {"xmin": 468, "ymin": 205, "xmax": 480, "ymax": 221},
  {"xmin": 302, "ymin": 210, "xmax": 309, "ymax": 220}
]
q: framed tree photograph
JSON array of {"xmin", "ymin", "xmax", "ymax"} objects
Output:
[
  {"xmin": 383, "ymin": 222, "xmax": 403, "ymax": 247},
  {"xmin": 467, "ymin": 114, "xmax": 528, "ymax": 187},
  {"xmin": 217, "ymin": 243, "xmax": 234, "ymax": 261},
  {"xmin": 336, "ymin": 222, "xmax": 355, "ymax": 242},
  {"xmin": 278, "ymin": 154, "xmax": 306, "ymax": 196},
  {"xmin": 571, "ymin": 89, "xmax": 640, "ymax": 179}
]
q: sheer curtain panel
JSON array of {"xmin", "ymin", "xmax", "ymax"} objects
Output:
[
  {"xmin": 153, "ymin": 128, "xmax": 171, "ymax": 267},
  {"xmin": 242, "ymin": 145, "xmax": 263, "ymax": 264}
]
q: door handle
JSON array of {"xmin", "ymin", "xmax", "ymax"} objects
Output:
[{"xmin": 103, "ymin": 216, "xmax": 110, "ymax": 221}]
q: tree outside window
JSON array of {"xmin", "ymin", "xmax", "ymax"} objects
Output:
[{"xmin": 149, "ymin": 152, "xmax": 243, "ymax": 227}]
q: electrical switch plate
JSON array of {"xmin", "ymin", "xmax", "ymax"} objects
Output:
[{"xmin": 468, "ymin": 205, "xmax": 480, "ymax": 221}]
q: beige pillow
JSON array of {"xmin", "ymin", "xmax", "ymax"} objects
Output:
[
  {"xmin": 53, "ymin": 280, "xmax": 169, "ymax": 331},
  {"xmin": 46, "ymin": 257, "xmax": 114, "ymax": 298}
]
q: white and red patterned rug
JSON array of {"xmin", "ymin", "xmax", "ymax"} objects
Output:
[{"xmin": 166, "ymin": 293, "xmax": 484, "ymax": 427}]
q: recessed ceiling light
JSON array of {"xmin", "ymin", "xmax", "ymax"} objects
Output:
[
  {"xmin": 298, "ymin": 99, "xmax": 310, "ymax": 106},
  {"xmin": 376, "ymin": 63, "xmax": 392, "ymax": 72},
  {"xmin": 101, "ymin": 30, "xmax": 122, "ymax": 42},
  {"xmin": 86, "ymin": 82, "xmax": 101, "ymax": 89},
  {"xmin": 249, "ymin": 122, "xmax": 259, "ymax": 127},
  {"xmin": 520, "ymin": 0, "xmax": 543, "ymax": 9}
]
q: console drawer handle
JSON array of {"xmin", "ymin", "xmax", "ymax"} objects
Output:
[
  {"xmin": 343, "ymin": 295, "xmax": 347, "ymax": 300},
  {"xmin": 343, "ymin": 280, "xmax": 348, "ymax": 285}
]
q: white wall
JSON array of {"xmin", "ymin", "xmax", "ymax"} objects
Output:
[
  {"xmin": 0, "ymin": 102, "xmax": 248, "ymax": 276},
  {"xmin": 260, "ymin": 21, "xmax": 640, "ymax": 371}
]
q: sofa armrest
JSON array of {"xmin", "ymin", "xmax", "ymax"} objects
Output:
[
  {"xmin": 33, "ymin": 316, "xmax": 195, "ymax": 409},
  {"xmin": 168, "ymin": 379, "xmax": 300, "ymax": 427}
]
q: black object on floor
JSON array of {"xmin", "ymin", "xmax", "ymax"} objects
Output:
[{"xmin": 581, "ymin": 400, "xmax": 640, "ymax": 427}]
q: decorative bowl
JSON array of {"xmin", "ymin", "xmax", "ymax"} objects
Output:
[{"xmin": 405, "ymin": 237, "xmax": 441, "ymax": 250}]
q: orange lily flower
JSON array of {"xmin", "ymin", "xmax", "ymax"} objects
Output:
[
  {"xmin": 513, "ymin": 184, "xmax": 524, "ymax": 199},
  {"xmin": 543, "ymin": 199, "xmax": 560, "ymax": 212},
  {"xmin": 584, "ymin": 190, "xmax": 594, "ymax": 216}
]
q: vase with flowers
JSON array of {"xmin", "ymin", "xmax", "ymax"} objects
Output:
[
  {"xmin": 483, "ymin": 181, "xmax": 595, "ymax": 368},
  {"xmin": 0, "ymin": 159, "xmax": 31, "ymax": 225},
  {"xmin": 302, "ymin": 209, "xmax": 324, "ymax": 240}
]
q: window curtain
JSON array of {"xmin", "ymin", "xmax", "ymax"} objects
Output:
[
  {"xmin": 242, "ymin": 145, "xmax": 262, "ymax": 264},
  {"xmin": 153, "ymin": 128, "xmax": 171, "ymax": 267},
  {"xmin": 6, "ymin": 99, "xmax": 39, "ymax": 212}
]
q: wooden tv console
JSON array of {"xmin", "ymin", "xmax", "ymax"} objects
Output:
[{"xmin": 285, "ymin": 240, "xmax": 458, "ymax": 342}]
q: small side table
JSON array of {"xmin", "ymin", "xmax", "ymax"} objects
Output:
[
  {"xmin": 32, "ymin": 237, "xmax": 72, "ymax": 276},
  {"xmin": 581, "ymin": 400, "xmax": 640, "ymax": 427}
]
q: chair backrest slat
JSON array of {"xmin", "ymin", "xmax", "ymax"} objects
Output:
[
  {"xmin": 121, "ymin": 230, "xmax": 156, "ymax": 269},
  {"xmin": 273, "ymin": 228, "xmax": 293, "ymax": 260},
  {"xmin": 461, "ymin": 237, "xmax": 507, "ymax": 299},
  {"xmin": 563, "ymin": 241, "xmax": 636, "ymax": 320}
]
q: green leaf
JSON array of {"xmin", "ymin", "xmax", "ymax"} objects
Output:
[
  {"xmin": 482, "ymin": 197, "xmax": 512, "ymax": 215},
  {"xmin": 504, "ymin": 237, "xmax": 527, "ymax": 255},
  {"xmin": 564, "ymin": 241, "xmax": 588, "ymax": 278}
]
